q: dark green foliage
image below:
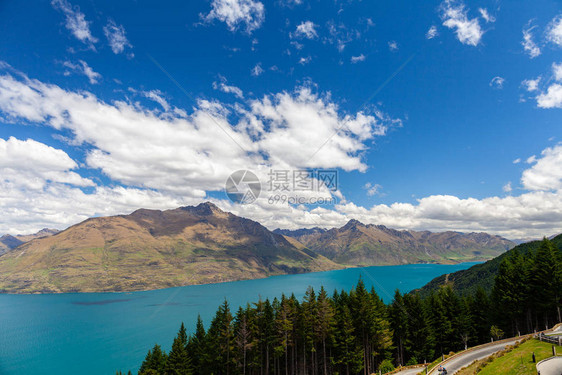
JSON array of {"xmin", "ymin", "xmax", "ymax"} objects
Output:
[
  {"xmin": 126, "ymin": 238, "xmax": 561, "ymax": 375},
  {"xmin": 166, "ymin": 323, "xmax": 192, "ymax": 375},
  {"xmin": 139, "ymin": 344, "xmax": 167, "ymax": 374},
  {"xmin": 418, "ymin": 234, "xmax": 562, "ymax": 297}
]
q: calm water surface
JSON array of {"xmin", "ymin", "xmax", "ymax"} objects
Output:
[{"xmin": 0, "ymin": 262, "xmax": 478, "ymax": 374}]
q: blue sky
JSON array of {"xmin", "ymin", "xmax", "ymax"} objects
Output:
[{"xmin": 0, "ymin": 0, "xmax": 561, "ymax": 238}]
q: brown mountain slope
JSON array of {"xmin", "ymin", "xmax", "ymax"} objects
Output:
[
  {"xmin": 0, "ymin": 203, "xmax": 340, "ymax": 293},
  {"xmin": 0, "ymin": 228, "xmax": 59, "ymax": 256},
  {"xmin": 277, "ymin": 220, "xmax": 515, "ymax": 266}
]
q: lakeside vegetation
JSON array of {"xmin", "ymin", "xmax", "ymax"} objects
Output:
[{"xmin": 120, "ymin": 238, "xmax": 561, "ymax": 375}]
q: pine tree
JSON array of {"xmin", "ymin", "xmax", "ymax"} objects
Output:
[
  {"xmin": 529, "ymin": 239, "xmax": 561, "ymax": 329},
  {"xmin": 166, "ymin": 323, "xmax": 192, "ymax": 375},
  {"xmin": 235, "ymin": 306, "xmax": 253, "ymax": 375},
  {"xmin": 334, "ymin": 305, "xmax": 363, "ymax": 375},
  {"xmin": 187, "ymin": 315, "xmax": 206, "ymax": 374},
  {"xmin": 316, "ymin": 286, "xmax": 335, "ymax": 375},
  {"xmin": 139, "ymin": 344, "xmax": 168, "ymax": 374},
  {"xmin": 390, "ymin": 290, "xmax": 408, "ymax": 366}
]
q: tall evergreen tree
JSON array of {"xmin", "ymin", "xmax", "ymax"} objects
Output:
[{"xmin": 166, "ymin": 323, "xmax": 192, "ymax": 375}]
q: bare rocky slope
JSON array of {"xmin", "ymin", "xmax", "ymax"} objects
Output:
[{"xmin": 0, "ymin": 203, "xmax": 340, "ymax": 293}]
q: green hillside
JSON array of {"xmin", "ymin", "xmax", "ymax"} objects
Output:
[{"xmin": 416, "ymin": 233, "xmax": 562, "ymax": 297}]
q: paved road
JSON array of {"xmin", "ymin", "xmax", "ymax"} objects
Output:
[
  {"xmin": 429, "ymin": 339, "xmax": 520, "ymax": 374},
  {"xmin": 546, "ymin": 325, "xmax": 562, "ymax": 336},
  {"xmin": 537, "ymin": 356, "xmax": 562, "ymax": 375}
]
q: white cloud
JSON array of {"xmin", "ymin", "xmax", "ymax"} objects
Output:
[
  {"xmin": 521, "ymin": 144, "xmax": 562, "ymax": 191},
  {"xmin": 103, "ymin": 20, "xmax": 133, "ymax": 55},
  {"xmin": 0, "ymin": 137, "xmax": 94, "ymax": 190},
  {"xmin": 202, "ymin": 0, "xmax": 265, "ymax": 33},
  {"xmin": 439, "ymin": 0, "xmax": 483, "ymax": 46},
  {"xmin": 326, "ymin": 22, "xmax": 359, "ymax": 52},
  {"xmin": 364, "ymin": 182, "xmax": 382, "ymax": 196},
  {"xmin": 478, "ymin": 8, "xmax": 495, "ymax": 23},
  {"xmin": 553, "ymin": 62, "xmax": 562, "ymax": 81},
  {"xmin": 537, "ymin": 84, "xmax": 562, "ymax": 108},
  {"xmin": 212, "ymin": 76, "xmax": 244, "ymax": 99},
  {"xmin": 535, "ymin": 63, "xmax": 562, "ymax": 108},
  {"xmin": 502, "ymin": 182, "xmax": 512, "ymax": 193},
  {"xmin": 522, "ymin": 25, "xmax": 541, "ymax": 58},
  {"xmin": 280, "ymin": 0, "xmax": 302, "ymax": 6},
  {"xmin": 293, "ymin": 21, "xmax": 318, "ymax": 39},
  {"xmin": 513, "ymin": 158, "xmax": 521, "ymax": 164},
  {"xmin": 140, "ymin": 89, "xmax": 170, "ymax": 111},
  {"xmin": 388, "ymin": 41, "xmax": 398, "ymax": 51},
  {"xmin": 51, "ymin": 0, "xmax": 97, "ymax": 48},
  {"xmin": 0, "ymin": 66, "xmax": 396, "ymax": 198},
  {"xmin": 251, "ymin": 63, "xmax": 264, "ymax": 76},
  {"xmin": 546, "ymin": 14, "xmax": 562, "ymax": 47},
  {"xmin": 350, "ymin": 54, "xmax": 366, "ymax": 63},
  {"xmin": 522, "ymin": 77, "xmax": 541, "ymax": 92},
  {"xmin": 62, "ymin": 60, "xmax": 101, "ymax": 84},
  {"xmin": 426, "ymin": 26, "xmax": 439, "ymax": 39},
  {"xmin": 298, "ymin": 56, "xmax": 312, "ymax": 65},
  {"xmin": 2, "ymin": 65, "xmax": 562, "ymax": 238},
  {"xmin": 489, "ymin": 76, "xmax": 505, "ymax": 89}
]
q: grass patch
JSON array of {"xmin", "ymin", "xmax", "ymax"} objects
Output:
[{"xmin": 476, "ymin": 339, "xmax": 561, "ymax": 375}]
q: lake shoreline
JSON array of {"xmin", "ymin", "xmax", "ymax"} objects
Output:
[{"xmin": 0, "ymin": 259, "xmax": 487, "ymax": 295}]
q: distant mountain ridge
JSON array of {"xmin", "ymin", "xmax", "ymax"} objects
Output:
[
  {"xmin": 0, "ymin": 228, "xmax": 59, "ymax": 256},
  {"xmin": 0, "ymin": 203, "xmax": 340, "ymax": 293},
  {"xmin": 0, "ymin": 203, "xmax": 515, "ymax": 294},
  {"xmin": 278, "ymin": 220, "xmax": 515, "ymax": 266}
]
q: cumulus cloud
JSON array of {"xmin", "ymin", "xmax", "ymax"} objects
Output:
[
  {"xmin": 426, "ymin": 26, "xmax": 439, "ymax": 39},
  {"xmin": 522, "ymin": 24, "xmax": 541, "ymax": 58},
  {"xmin": 536, "ymin": 63, "xmax": 562, "ymax": 108},
  {"xmin": 388, "ymin": 41, "xmax": 398, "ymax": 51},
  {"xmin": 202, "ymin": 0, "xmax": 265, "ymax": 33},
  {"xmin": 0, "ymin": 137, "xmax": 94, "ymax": 190},
  {"xmin": 513, "ymin": 158, "xmax": 521, "ymax": 164},
  {"xmin": 0, "ymin": 65, "xmax": 395, "ymax": 197},
  {"xmin": 139, "ymin": 89, "xmax": 171, "ymax": 111},
  {"xmin": 213, "ymin": 76, "xmax": 244, "ymax": 99},
  {"xmin": 103, "ymin": 20, "xmax": 133, "ymax": 55},
  {"xmin": 293, "ymin": 21, "xmax": 318, "ymax": 39},
  {"xmin": 522, "ymin": 77, "xmax": 540, "ymax": 92},
  {"xmin": 364, "ymin": 182, "xmax": 382, "ymax": 196},
  {"xmin": 489, "ymin": 76, "xmax": 505, "ymax": 89},
  {"xmin": 521, "ymin": 144, "xmax": 562, "ymax": 191},
  {"xmin": 546, "ymin": 14, "xmax": 562, "ymax": 47},
  {"xmin": 62, "ymin": 60, "xmax": 101, "ymax": 84},
  {"xmin": 350, "ymin": 54, "xmax": 366, "ymax": 63},
  {"xmin": 502, "ymin": 182, "xmax": 512, "ymax": 193},
  {"xmin": 51, "ymin": 0, "xmax": 97, "ymax": 48},
  {"xmin": 1, "ymin": 65, "xmax": 562, "ymax": 238},
  {"xmin": 439, "ymin": 0, "xmax": 483, "ymax": 46}
]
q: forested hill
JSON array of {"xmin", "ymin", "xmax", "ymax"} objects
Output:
[
  {"xmin": 416, "ymin": 233, "xmax": 562, "ymax": 297},
  {"xmin": 122, "ymin": 238, "xmax": 561, "ymax": 375}
]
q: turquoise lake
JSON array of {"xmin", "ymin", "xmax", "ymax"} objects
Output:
[{"xmin": 0, "ymin": 262, "xmax": 479, "ymax": 374}]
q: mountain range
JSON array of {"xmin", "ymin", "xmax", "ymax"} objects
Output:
[
  {"xmin": 275, "ymin": 220, "xmax": 514, "ymax": 265},
  {"xmin": 0, "ymin": 202, "xmax": 515, "ymax": 293},
  {"xmin": 0, "ymin": 228, "xmax": 59, "ymax": 256}
]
